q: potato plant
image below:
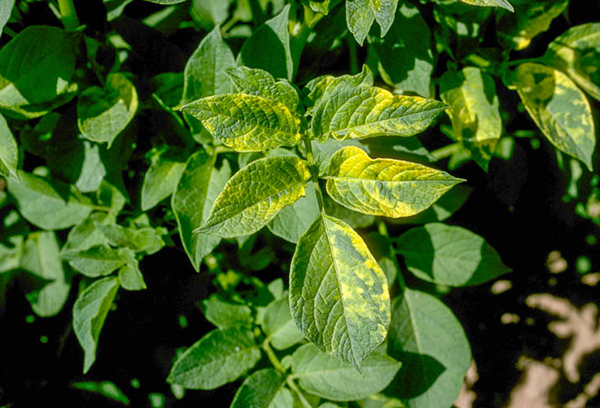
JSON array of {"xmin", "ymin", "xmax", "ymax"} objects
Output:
[{"xmin": 0, "ymin": 0, "xmax": 598, "ymax": 407}]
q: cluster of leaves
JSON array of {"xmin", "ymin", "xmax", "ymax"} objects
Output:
[{"xmin": 0, "ymin": 0, "xmax": 598, "ymax": 407}]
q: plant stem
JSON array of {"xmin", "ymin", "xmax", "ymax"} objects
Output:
[
  {"xmin": 430, "ymin": 143, "xmax": 462, "ymax": 161},
  {"xmin": 262, "ymin": 340, "xmax": 286, "ymax": 373},
  {"xmin": 302, "ymin": 136, "xmax": 326, "ymax": 211},
  {"xmin": 58, "ymin": 0, "xmax": 79, "ymax": 30},
  {"xmin": 286, "ymin": 377, "xmax": 313, "ymax": 408}
]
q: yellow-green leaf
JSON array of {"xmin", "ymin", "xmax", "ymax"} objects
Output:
[
  {"xmin": 197, "ymin": 156, "xmax": 311, "ymax": 237},
  {"xmin": 514, "ymin": 62, "xmax": 595, "ymax": 170},
  {"xmin": 458, "ymin": 0, "xmax": 513, "ymax": 12},
  {"xmin": 440, "ymin": 67, "xmax": 502, "ymax": 171},
  {"xmin": 346, "ymin": 0, "xmax": 399, "ymax": 46},
  {"xmin": 324, "ymin": 146, "xmax": 464, "ymax": 218},
  {"xmin": 289, "ymin": 213, "xmax": 390, "ymax": 369},
  {"xmin": 0, "ymin": 112, "xmax": 18, "ymax": 179},
  {"xmin": 181, "ymin": 93, "xmax": 305, "ymax": 151},
  {"xmin": 545, "ymin": 23, "xmax": 600, "ymax": 102}
]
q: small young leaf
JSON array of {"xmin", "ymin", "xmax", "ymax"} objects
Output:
[
  {"xmin": 140, "ymin": 151, "xmax": 186, "ymax": 211},
  {"xmin": 197, "ymin": 156, "xmax": 311, "ymax": 238},
  {"xmin": 261, "ymin": 295, "xmax": 304, "ymax": 350},
  {"xmin": 167, "ymin": 328, "xmax": 261, "ymax": 390},
  {"xmin": 290, "ymin": 214, "xmax": 390, "ymax": 369},
  {"xmin": 230, "ymin": 368, "xmax": 288, "ymax": 408},
  {"xmin": 387, "ymin": 288, "xmax": 471, "ymax": 408},
  {"xmin": 324, "ymin": 146, "xmax": 464, "ymax": 218},
  {"xmin": 238, "ymin": 5, "xmax": 294, "ymax": 80},
  {"xmin": 514, "ymin": 62, "xmax": 595, "ymax": 170},
  {"xmin": 545, "ymin": 23, "xmax": 600, "ymax": 102},
  {"xmin": 78, "ymin": 73, "xmax": 138, "ymax": 147},
  {"xmin": 440, "ymin": 67, "xmax": 502, "ymax": 170},
  {"xmin": 62, "ymin": 213, "xmax": 112, "ymax": 255},
  {"xmin": 98, "ymin": 224, "xmax": 165, "ymax": 255},
  {"xmin": 395, "ymin": 223, "xmax": 509, "ymax": 286},
  {"xmin": 181, "ymin": 93, "xmax": 305, "ymax": 152},
  {"xmin": 0, "ymin": 112, "xmax": 18, "ymax": 179},
  {"xmin": 8, "ymin": 172, "xmax": 95, "ymax": 230},
  {"xmin": 310, "ymin": 84, "xmax": 448, "ymax": 141},
  {"xmin": 73, "ymin": 276, "xmax": 120, "ymax": 373},
  {"xmin": 458, "ymin": 0, "xmax": 513, "ymax": 12},
  {"xmin": 172, "ymin": 150, "xmax": 230, "ymax": 271},
  {"xmin": 118, "ymin": 257, "xmax": 146, "ymax": 291},
  {"xmin": 346, "ymin": 0, "xmax": 399, "ymax": 46},
  {"xmin": 202, "ymin": 294, "xmax": 253, "ymax": 330},
  {"xmin": 267, "ymin": 183, "xmax": 320, "ymax": 243},
  {"xmin": 63, "ymin": 244, "xmax": 128, "ymax": 278},
  {"xmin": 291, "ymin": 343, "xmax": 401, "ymax": 401}
]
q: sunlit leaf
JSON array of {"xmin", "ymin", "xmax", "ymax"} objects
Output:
[
  {"xmin": 0, "ymin": 112, "xmax": 18, "ymax": 179},
  {"xmin": 459, "ymin": 0, "xmax": 513, "ymax": 12},
  {"xmin": 346, "ymin": 0, "xmax": 399, "ymax": 46}
]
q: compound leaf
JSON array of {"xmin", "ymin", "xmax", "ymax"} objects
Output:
[
  {"xmin": 291, "ymin": 343, "xmax": 400, "ymax": 401},
  {"xmin": 197, "ymin": 156, "xmax": 311, "ymax": 238},
  {"xmin": 324, "ymin": 146, "xmax": 464, "ymax": 217},
  {"xmin": 290, "ymin": 214, "xmax": 390, "ymax": 369},
  {"xmin": 0, "ymin": 112, "xmax": 18, "ymax": 179},
  {"xmin": 458, "ymin": 0, "xmax": 513, "ymax": 12},
  {"xmin": 514, "ymin": 62, "xmax": 595, "ymax": 170},
  {"xmin": 167, "ymin": 327, "xmax": 261, "ymax": 390},
  {"xmin": 230, "ymin": 368, "xmax": 288, "ymax": 408},
  {"xmin": 395, "ymin": 223, "xmax": 509, "ymax": 286},
  {"xmin": 387, "ymin": 288, "xmax": 471, "ymax": 408},
  {"xmin": 73, "ymin": 276, "xmax": 120, "ymax": 373}
]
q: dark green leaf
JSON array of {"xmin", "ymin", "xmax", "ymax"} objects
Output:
[
  {"xmin": 202, "ymin": 294, "xmax": 253, "ymax": 329},
  {"xmin": 230, "ymin": 368, "xmax": 289, "ymax": 408},
  {"xmin": 141, "ymin": 150, "xmax": 186, "ymax": 211}
]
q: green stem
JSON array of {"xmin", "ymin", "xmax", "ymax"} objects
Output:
[
  {"xmin": 58, "ymin": 0, "xmax": 79, "ymax": 30},
  {"xmin": 302, "ymin": 136, "xmax": 326, "ymax": 211},
  {"xmin": 262, "ymin": 340, "xmax": 286, "ymax": 373},
  {"xmin": 430, "ymin": 143, "xmax": 462, "ymax": 161},
  {"xmin": 286, "ymin": 377, "xmax": 313, "ymax": 408}
]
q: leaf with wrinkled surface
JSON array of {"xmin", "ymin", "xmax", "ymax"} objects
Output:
[
  {"xmin": 63, "ymin": 244, "xmax": 128, "ymax": 278},
  {"xmin": 141, "ymin": 151, "xmax": 186, "ymax": 211},
  {"xmin": 230, "ymin": 368, "xmax": 289, "ymax": 408},
  {"xmin": 440, "ymin": 67, "xmax": 502, "ymax": 170},
  {"xmin": 346, "ymin": 0, "xmax": 399, "ymax": 46},
  {"xmin": 197, "ymin": 156, "xmax": 311, "ymax": 237},
  {"xmin": 261, "ymin": 295, "xmax": 304, "ymax": 350},
  {"xmin": 73, "ymin": 276, "xmax": 120, "ymax": 373},
  {"xmin": 0, "ymin": 112, "xmax": 18, "ymax": 179},
  {"xmin": 167, "ymin": 328, "xmax": 261, "ymax": 390},
  {"xmin": 387, "ymin": 288, "xmax": 471, "ymax": 408},
  {"xmin": 324, "ymin": 146, "xmax": 464, "ymax": 217},
  {"xmin": 395, "ymin": 223, "xmax": 509, "ymax": 286},
  {"xmin": 290, "ymin": 213, "xmax": 390, "ymax": 369},
  {"xmin": 291, "ymin": 343, "xmax": 401, "ymax": 401},
  {"xmin": 8, "ymin": 172, "xmax": 94, "ymax": 230},
  {"xmin": 459, "ymin": 0, "xmax": 513, "ymax": 12},
  {"xmin": 514, "ymin": 63, "xmax": 595, "ymax": 170}
]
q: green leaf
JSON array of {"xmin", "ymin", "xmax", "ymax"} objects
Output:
[
  {"xmin": 21, "ymin": 232, "xmax": 70, "ymax": 317},
  {"xmin": 62, "ymin": 213, "xmax": 112, "ymax": 255},
  {"xmin": 197, "ymin": 156, "xmax": 311, "ymax": 238},
  {"xmin": 369, "ymin": 3, "xmax": 434, "ymax": 98},
  {"xmin": 290, "ymin": 214, "xmax": 390, "ymax": 369},
  {"xmin": 73, "ymin": 276, "xmax": 120, "ymax": 373},
  {"xmin": 458, "ymin": 0, "xmax": 513, "ymax": 12},
  {"xmin": 395, "ymin": 223, "xmax": 509, "ymax": 286},
  {"xmin": 78, "ymin": 73, "xmax": 138, "ymax": 147},
  {"xmin": 0, "ymin": 26, "xmax": 77, "ymax": 119},
  {"xmin": 72, "ymin": 381, "xmax": 130, "ymax": 405},
  {"xmin": 310, "ymin": 83, "xmax": 448, "ymax": 141},
  {"xmin": 0, "ymin": 112, "xmax": 18, "ymax": 179},
  {"xmin": 440, "ymin": 67, "xmax": 502, "ymax": 171},
  {"xmin": 545, "ymin": 23, "xmax": 600, "ymax": 102},
  {"xmin": 172, "ymin": 150, "xmax": 230, "ymax": 271},
  {"xmin": 268, "ymin": 183, "xmax": 320, "ymax": 243},
  {"xmin": 346, "ymin": 0, "xmax": 399, "ymax": 46},
  {"xmin": 230, "ymin": 368, "xmax": 289, "ymax": 408},
  {"xmin": 181, "ymin": 92, "xmax": 305, "ymax": 152},
  {"xmin": 191, "ymin": 0, "xmax": 233, "ymax": 30},
  {"xmin": 304, "ymin": 0, "xmax": 331, "ymax": 15},
  {"xmin": 387, "ymin": 288, "xmax": 471, "ymax": 408},
  {"xmin": 324, "ymin": 146, "xmax": 464, "ymax": 218},
  {"xmin": 118, "ymin": 256, "xmax": 146, "ymax": 291},
  {"xmin": 98, "ymin": 224, "xmax": 165, "ymax": 255},
  {"xmin": 144, "ymin": 0, "xmax": 187, "ymax": 4},
  {"xmin": 0, "ymin": 0, "xmax": 14, "ymax": 38},
  {"xmin": 167, "ymin": 327, "xmax": 261, "ymax": 390},
  {"xmin": 8, "ymin": 171, "xmax": 95, "ymax": 230},
  {"xmin": 324, "ymin": 196, "xmax": 376, "ymax": 229},
  {"xmin": 63, "ymin": 244, "xmax": 128, "ymax": 278},
  {"xmin": 202, "ymin": 295, "xmax": 253, "ymax": 330},
  {"xmin": 261, "ymin": 295, "xmax": 304, "ymax": 350},
  {"xmin": 182, "ymin": 25, "xmax": 235, "ymax": 104},
  {"xmin": 514, "ymin": 62, "xmax": 595, "ymax": 171},
  {"xmin": 291, "ymin": 343, "xmax": 401, "ymax": 401},
  {"xmin": 238, "ymin": 5, "xmax": 294, "ymax": 80},
  {"xmin": 140, "ymin": 150, "xmax": 186, "ymax": 211}
]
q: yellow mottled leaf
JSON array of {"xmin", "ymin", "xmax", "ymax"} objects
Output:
[
  {"xmin": 514, "ymin": 63, "xmax": 595, "ymax": 171},
  {"xmin": 324, "ymin": 146, "xmax": 464, "ymax": 218}
]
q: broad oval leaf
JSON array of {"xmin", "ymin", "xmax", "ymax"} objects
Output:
[
  {"xmin": 291, "ymin": 343, "xmax": 401, "ymax": 401},
  {"xmin": 182, "ymin": 93, "xmax": 305, "ymax": 152},
  {"xmin": 545, "ymin": 23, "xmax": 600, "ymax": 102},
  {"xmin": 73, "ymin": 276, "xmax": 120, "ymax": 373},
  {"xmin": 202, "ymin": 294, "xmax": 253, "ymax": 330},
  {"xmin": 8, "ymin": 171, "xmax": 94, "ymax": 230},
  {"xmin": 167, "ymin": 327, "xmax": 261, "ymax": 390},
  {"xmin": 346, "ymin": 0, "xmax": 399, "ymax": 46},
  {"xmin": 261, "ymin": 295, "xmax": 305, "ymax": 350},
  {"xmin": 324, "ymin": 146, "xmax": 464, "ymax": 218},
  {"xmin": 62, "ymin": 244, "xmax": 128, "ymax": 278},
  {"xmin": 230, "ymin": 368, "xmax": 289, "ymax": 408},
  {"xmin": 0, "ymin": 112, "xmax": 18, "ymax": 179},
  {"xmin": 395, "ymin": 223, "xmax": 509, "ymax": 286},
  {"xmin": 310, "ymin": 85, "xmax": 448, "ymax": 141},
  {"xmin": 304, "ymin": 66, "xmax": 374, "ymax": 113},
  {"xmin": 268, "ymin": 183, "xmax": 320, "ymax": 243},
  {"xmin": 289, "ymin": 214, "xmax": 390, "ymax": 369},
  {"xmin": 440, "ymin": 67, "xmax": 502, "ymax": 170},
  {"xmin": 387, "ymin": 288, "xmax": 471, "ymax": 408},
  {"xmin": 514, "ymin": 62, "xmax": 595, "ymax": 170},
  {"xmin": 78, "ymin": 73, "xmax": 138, "ymax": 147},
  {"xmin": 140, "ymin": 150, "xmax": 186, "ymax": 211},
  {"xmin": 172, "ymin": 150, "xmax": 230, "ymax": 271},
  {"xmin": 459, "ymin": 0, "xmax": 513, "ymax": 12},
  {"xmin": 197, "ymin": 156, "xmax": 311, "ymax": 238}
]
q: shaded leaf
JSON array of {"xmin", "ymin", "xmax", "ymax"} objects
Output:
[
  {"xmin": 230, "ymin": 368, "xmax": 288, "ymax": 408},
  {"xmin": 98, "ymin": 224, "xmax": 165, "ymax": 255},
  {"xmin": 202, "ymin": 294, "xmax": 253, "ymax": 330},
  {"xmin": 63, "ymin": 244, "xmax": 128, "ymax": 278},
  {"xmin": 62, "ymin": 213, "xmax": 112, "ymax": 255},
  {"xmin": 459, "ymin": 0, "xmax": 513, "ymax": 12},
  {"xmin": 72, "ymin": 381, "xmax": 130, "ymax": 405},
  {"xmin": 118, "ymin": 259, "xmax": 146, "ymax": 291},
  {"xmin": 261, "ymin": 295, "xmax": 304, "ymax": 350},
  {"xmin": 0, "ymin": 112, "xmax": 18, "ymax": 179},
  {"xmin": 290, "ymin": 214, "xmax": 390, "ymax": 369},
  {"xmin": 346, "ymin": 0, "xmax": 399, "ymax": 46},
  {"xmin": 141, "ymin": 150, "xmax": 186, "ymax": 211},
  {"xmin": 268, "ymin": 183, "xmax": 320, "ymax": 243}
]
